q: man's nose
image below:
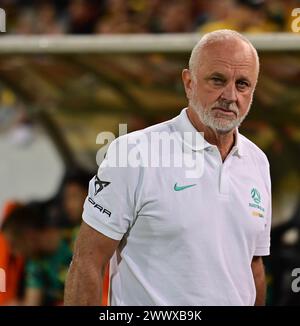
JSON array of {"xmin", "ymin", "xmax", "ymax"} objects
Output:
[{"xmin": 221, "ymin": 82, "xmax": 237, "ymax": 103}]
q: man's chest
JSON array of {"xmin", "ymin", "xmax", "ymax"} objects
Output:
[{"xmin": 135, "ymin": 162, "xmax": 269, "ymax": 241}]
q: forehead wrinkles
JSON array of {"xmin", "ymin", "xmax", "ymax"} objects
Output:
[
  {"xmin": 207, "ymin": 58, "xmax": 255, "ymax": 70},
  {"xmin": 197, "ymin": 41, "xmax": 258, "ymax": 74}
]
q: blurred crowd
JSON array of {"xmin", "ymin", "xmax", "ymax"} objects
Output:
[
  {"xmin": 0, "ymin": 0, "xmax": 299, "ymax": 35},
  {"xmin": 0, "ymin": 169, "xmax": 101, "ymax": 306}
]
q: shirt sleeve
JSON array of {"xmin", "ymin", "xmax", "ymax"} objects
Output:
[
  {"xmin": 82, "ymin": 137, "xmax": 142, "ymax": 241},
  {"xmin": 254, "ymin": 162, "xmax": 272, "ymax": 256}
]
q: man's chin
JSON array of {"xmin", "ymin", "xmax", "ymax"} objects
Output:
[
  {"xmin": 193, "ymin": 108, "xmax": 239, "ymax": 133},
  {"xmin": 214, "ymin": 127, "xmax": 235, "ymax": 134},
  {"xmin": 207, "ymin": 119, "xmax": 238, "ymax": 134}
]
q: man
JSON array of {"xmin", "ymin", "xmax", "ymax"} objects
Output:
[{"xmin": 64, "ymin": 29, "xmax": 271, "ymax": 306}]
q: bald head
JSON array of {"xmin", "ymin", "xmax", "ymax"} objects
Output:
[{"xmin": 189, "ymin": 29, "xmax": 259, "ymax": 79}]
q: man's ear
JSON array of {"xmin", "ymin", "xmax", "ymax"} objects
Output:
[{"xmin": 182, "ymin": 69, "xmax": 193, "ymax": 100}]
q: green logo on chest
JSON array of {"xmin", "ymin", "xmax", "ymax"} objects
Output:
[
  {"xmin": 251, "ymin": 188, "xmax": 261, "ymax": 204},
  {"xmin": 174, "ymin": 183, "xmax": 196, "ymax": 191}
]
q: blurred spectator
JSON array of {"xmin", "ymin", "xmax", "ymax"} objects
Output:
[
  {"xmin": 268, "ymin": 201, "xmax": 300, "ymax": 305},
  {"xmin": 60, "ymin": 169, "xmax": 92, "ymax": 228},
  {"xmin": 195, "ymin": 0, "xmax": 236, "ymax": 31},
  {"xmin": 12, "ymin": 9, "xmax": 35, "ymax": 35},
  {"xmin": 94, "ymin": 0, "xmax": 146, "ymax": 33},
  {"xmin": 67, "ymin": 0, "xmax": 101, "ymax": 34},
  {"xmin": 199, "ymin": 0, "xmax": 280, "ymax": 33},
  {"xmin": 157, "ymin": 0, "xmax": 194, "ymax": 33},
  {"xmin": 35, "ymin": 2, "xmax": 66, "ymax": 34},
  {"xmin": 0, "ymin": 202, "xmax": 24, "ymax": 306},
  {"xmin": 2, "ymin": 203, "xmax": 73, "ymax": 305}
]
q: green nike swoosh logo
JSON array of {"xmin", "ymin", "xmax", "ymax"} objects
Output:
[{"xmin": 174, "ymin": 183, "xmax": 196, "ymax": 191}]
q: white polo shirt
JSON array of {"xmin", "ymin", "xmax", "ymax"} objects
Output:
[{"xmin": 82, "ymin": 108, "xmax": 272, "ymax": 306}]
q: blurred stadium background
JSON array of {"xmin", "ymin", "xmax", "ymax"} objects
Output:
[{"xmin": 0, "ymin": 0, "xmax": 300, "ymax": 306}]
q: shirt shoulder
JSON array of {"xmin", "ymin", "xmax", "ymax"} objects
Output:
[
  {"xmin": 119, "ymin": 118, "xmax": 174, "ymax": 144},
  {"xmin": 239, "ymin": 134, "xmax": 271, "ymax": 192},
  {"xmin": 239, "ymin": 134, "xmax": 270, "ymax": 167},
  {"xmin": 105, "ymin": 119, "xmax": 174, "ymax": 166}
]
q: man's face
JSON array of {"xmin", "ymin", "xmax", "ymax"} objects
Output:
[{"xmin": 183, "ymin": 39, "xmax": 258, "ymax": 133}]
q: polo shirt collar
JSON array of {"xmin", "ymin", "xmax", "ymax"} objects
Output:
[{"xmin": 173, "ymin": 108, "xmax": 245, "ymax": 157}]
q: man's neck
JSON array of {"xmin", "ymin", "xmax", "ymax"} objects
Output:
[{"xmin": 186, "ymin": 107, "xmax": 235, "ymax": 161}]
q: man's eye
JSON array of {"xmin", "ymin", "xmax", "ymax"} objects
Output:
[
  {"xmin": 237, "ymin": 81, "xmax": 249, "ymax": 89},
  {"xmin": 211, "ymin": 77, "xmax": 224, "ymax": 85}
]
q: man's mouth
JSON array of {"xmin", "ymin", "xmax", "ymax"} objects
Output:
[{"xmin": 212, "ymin": 107, "xmax": 237, "ymax": 117}]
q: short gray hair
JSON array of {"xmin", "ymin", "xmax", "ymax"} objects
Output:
[{"xmin": 189, "ymin": 29, "xmax": 259, "ymax": 77}]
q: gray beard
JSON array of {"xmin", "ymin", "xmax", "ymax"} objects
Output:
[{"xmin": 190, "ymin": 98, "xmax": 251, "ymax": 134}]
